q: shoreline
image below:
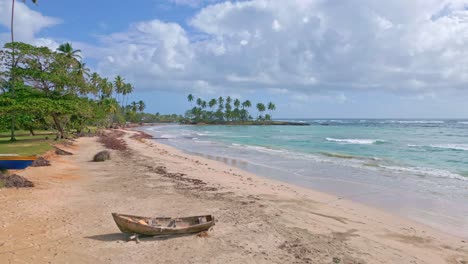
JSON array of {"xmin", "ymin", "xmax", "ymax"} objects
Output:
[
  {"xmin": 139, "ymin": 126, "xmax": 468, "ymax": 239},
  {"xmin": 0, "ymin": 129, "xmax": 466, "ymax": 263}
]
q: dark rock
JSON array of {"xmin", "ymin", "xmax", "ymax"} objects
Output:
[
  {"xmin": 93, "ymin": 150, "xmax": 111, "ymax": 162},
  {"xmin": 31, "ymin": 157, "xmax": 51, "ymax": 167},
  {"xmin": 0, "ymin": 173, "xmax": 34, "ymax": 188}
]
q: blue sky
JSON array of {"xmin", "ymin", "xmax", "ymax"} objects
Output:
[{"xmin": 1, "ymin": 0, "xmax": 468, "ymax": 118}]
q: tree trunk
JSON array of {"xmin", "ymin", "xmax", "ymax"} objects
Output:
[
  {"xmin": 52, "ymin": 114, "xmax": 65, "ymax": 139},
  {"xmin": 9, "ymin": 0, "xmax": 16, "ymax": 142},
  {"xmin": 28, "ymin": 128, "xmax": 35, "ymax": 136}
]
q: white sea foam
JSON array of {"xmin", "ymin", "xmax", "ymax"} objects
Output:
[
  {"xmin": 325, "ymin": 138, "xmax": 385, "ymax": 145},
  {"xmin": 395, "ymin": 120, "xmax": 444, "ymax": 124},
  {"xmin": 160, "ymin": 134, "xmax": 177, "ymax": 139},
  {"xmin": 380, "ymin": 165, "xmax": 467, "ymax": 181},
  {"xmin": 458, "ymin": 121, "xmax": 468, "ymax": 125},
  {"xmin": 408, "ymin": 144, "xmax": 468, "ymax": 151}
]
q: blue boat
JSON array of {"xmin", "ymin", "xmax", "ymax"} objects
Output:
[{"xmin": 0, "ymin": 155, "xmax": 36, "ymax": 170}]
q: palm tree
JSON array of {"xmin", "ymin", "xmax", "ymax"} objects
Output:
[
  {"xmin": 267, "ymin": 102, "xmax": 276, "ymax": 119},
  {"xmin": 256, "ymin": 103, "xmax": 266, "ymax": 120},
  {"xmin": 209, "ymin": 98, "xmax": 217, "ymax": 109},
  {"xmin": 100, "ymin": 78, "xmax": 113, "ymax": 99},
  {"xmin": 90, "ymin": 72, "xmax": 101, "ymax": 98},
  {"xmin": 76, "ymin": 61, "xmax": 90, "ymax": 78},
  {"xmin": 138, "ymin": 100, "xmax": 145, "ymax": 113},
  {"xmin": 102, "ymin": 98, "xmax": 118, "ymax": 127},
  {"xmin": 234, "ymin": 99, "xmax": 240, "ymax": 109},
  {"xmin": 57, "ymin": 42, "xmax": 82, "ymax": 60},
  {"xmin": 9, "ymin": 0, "xmax": 38, "ymax": 141},
  {"xmin": 242, "ymin": 100, "xmax": 251, "ymax": 109},
  {"xmin": 131, "ymin": 101, "xmax": 138, "ymax": 113},
  {"xmin": 187, "ymin": 94, "xmax": 194, "ymax": 106},
  {"xmin": 114, "ymin": 75, "xmax": 125, "ymax": 106},
  {"xmin": 196, "ymin": 98, "xmax": 202, "ymax": 107},
  {"xmin": 122, "ymin": 83, "xmax": 133, "ymax": 109}
]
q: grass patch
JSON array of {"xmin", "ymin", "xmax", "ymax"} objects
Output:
[
  {"xmin": 0, "ymin": 130, "xmax": 55, "ymax": 138},
  {"xmin": 0, "ymin": 134, "xmax": 55, "ymax": 156},
  {"xmin": 0, "ymin": 179, "xmax": 5, "ymax": 189}
]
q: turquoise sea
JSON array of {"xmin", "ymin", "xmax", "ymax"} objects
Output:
[{"xmin": 144, "ymin": 119, "xmax": 468, "ymax": 237}]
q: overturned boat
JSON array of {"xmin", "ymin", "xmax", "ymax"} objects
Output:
[
  {"xmin": 112, "ymin": 213, "xmax": 215, "ymax": 236},
  {"xmin": 0, "ymin": 155, "xmax": 36, "ymax": 170}
]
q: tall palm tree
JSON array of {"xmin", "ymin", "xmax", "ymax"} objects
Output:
[
  {"xmin": 114, "ymin": 75, "xmax": 125, "ymax": 106},
  {"xmin": 234, "ymin": 99, "xmax": 240, "ymax": 109},
  {"xmin": 9, "ymin": 0, "xmax": 38, "ymax": 141},
  {"xmin": 256, "ymin": 103, "xmax": 266, "ymax": 120},
  {"xmin": 187, "ymin": 94, "xmax": 194, "ymax": 106},
  {"xmin": 90, "ymin": 72, "xmax": 101, "ymax": 98},
  {"xmin": 76, "ymin": 61, "xmax": 90, "ymax": 78},
  {"xmin": 218, "ymin": 96, "xmax": 224, "ymax": 110},
  {"xmin": 57, "ymin": 42, "xmax": 82, "ymax": 61},
  {"xmin": 122, "ymin": 83, "xmax": 133, "ymax": 109},
  {"xmin": 208, "ymin": 98, "xmax": 217, "ymax": 110},
  {"xmin": 242, "ymin": 100, "xmax": 251, "ymax": 109},
  {"xmin": 131, "ymin": 101, "xmax": 138, "ymax": 112},
  {"xmin": 267, "ymin": 102, "xmax": 276, "ymax": 119},
  {"xmin": 138, "ymin": 100, "xmax": 145, "ymax": 113},
  {"xmin": 100, "ymin": 78, "xmax": 113, "ymax": 99}
]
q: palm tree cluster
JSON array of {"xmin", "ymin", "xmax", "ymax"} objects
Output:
[
  {"xmin": 185, "ymin": 94, "xmax": 276, "ymax": 123},
  {"xmin": 55, "ymin": 43, "xmax": 145, "ymax": 124}
]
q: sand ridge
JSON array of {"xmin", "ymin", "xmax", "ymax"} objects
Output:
[{"xmin": 0, "ymin": 130, "xmax": 466, "ymax": 263}]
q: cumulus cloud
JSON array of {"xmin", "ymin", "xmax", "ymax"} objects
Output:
[
  {"xmin": 0, "ymin": 0, "xmax": 60, "ymax": 43},
  {"xmin": 92, "ymin": 0, "xmax": 468, "ymax": 97},
  {"xmin": 167, "ymin": 0, "xmax": 223, "ymax": 8}
]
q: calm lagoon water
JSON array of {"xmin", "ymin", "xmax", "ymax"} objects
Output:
[{"xmin": 143, "ymin": 119, "xmax": 468, "ymax": 237}]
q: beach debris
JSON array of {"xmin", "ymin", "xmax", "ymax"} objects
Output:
[
  {"xmin": 93, "ymin": 151, "xmax": 111, "ymax": 162},
  {"xmin": 31, "ymin": 157, "xmax": 51, "ymax": 167},
  {"xmin": 130, "ymin": 131, "xmax": 153, "ymax": 140},
  {"xmin": 98, "ymin": 131, "xmax": 127, "ymax": 151},
  {"xmin": 0, "ymin": 173, "xmax": 34, "ymax": 188},
  {"xmin": 127, "ymin": 234, "xmax": 140, "ymax": 244},
  {"xmin": 197, "ymin": 231, "xmax": 209, "ymax": 238},
  {"xmin": 55, "ymin": 147, "xmax": 73, "ymax": 156}
]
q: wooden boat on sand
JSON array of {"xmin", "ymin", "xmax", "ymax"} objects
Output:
[
  {"xmin": 0, "ymin": 155, "xmax": 36, "ymax": 170},
  {"xmin": 112, "ymin": 213, "xmax": 215, "ymax": 237}
]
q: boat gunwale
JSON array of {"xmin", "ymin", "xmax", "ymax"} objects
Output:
[{"xmin": 0, "ymin": 156, "xmax": 37, "ymax": 161}]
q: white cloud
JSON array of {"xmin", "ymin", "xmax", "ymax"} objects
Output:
[
  {"xmin": 0, "ymin": 0, "xmax": 60, "ymax": 43},
  {"xmin": 84, "ymin": 1, "xmax": 468, "ymax": 98}
]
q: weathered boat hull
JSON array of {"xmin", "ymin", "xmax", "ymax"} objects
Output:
[
  {"xmin": 0, "ymin": 157, "xmax": 36, "ymax": 170},
  {"xmin": 112, "ymin": 213, "xmax": 215, "ymax": 236}
]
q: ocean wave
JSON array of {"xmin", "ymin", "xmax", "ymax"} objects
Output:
[
  {"xmin": 381, "ymin": 120, "xmax": 445, "ymax": 124},
  {"xmin": 325, "ymin": 138, "xmax": 386, "ymax": 145},
  {"xmin": 458, "ymin": 121, "xmax": 468, "ymax": 125},
  {"xmin": 380, "ymin": 165, "xmax": 467, "ymax": 181},
  {"xmin": 160, "ymin": 134, "xmax": 177, "ymax": 139},
  {"xmin": 408, "ymin": 144, "xmax": 468, "ymax": 151}
]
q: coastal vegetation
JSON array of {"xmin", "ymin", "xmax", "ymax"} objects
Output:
[
  {"xmin": 0, "ymin": 42, "xmax": 148, "ymax": 142},
  {"xmin": 183, "ymin": 94, "xmax": 276, "ymax": 124}
]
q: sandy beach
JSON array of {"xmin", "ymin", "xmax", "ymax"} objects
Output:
[{"xmin": 0, "ymin": 129, "xmax": 467, "ymax": 263}]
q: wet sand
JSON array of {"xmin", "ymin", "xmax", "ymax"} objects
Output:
[{"xmin": 0, "ymin": 130, "xmax": 467, "ymax": 263}]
